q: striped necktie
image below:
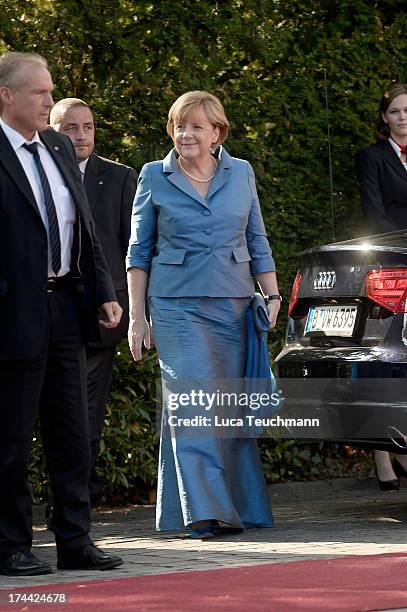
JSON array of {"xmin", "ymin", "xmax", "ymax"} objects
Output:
[{"xmin": 23, "ymin": 142, "xmax": 61, "ymax": 275}]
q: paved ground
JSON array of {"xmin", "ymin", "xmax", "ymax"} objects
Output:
[{"xmin": 1, "ymin": 476, "xmax": 407, "ymax": 593}]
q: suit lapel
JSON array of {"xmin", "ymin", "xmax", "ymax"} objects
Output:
[
  {"xmin": 166, "ymin": 171, "xmax": 208, "ymax": 207},
  {"xmin": 380, "ymin": 140, "xmax": 407, "ymax": 183},
  {"xmin": 0, "ymin": 126, "xmax": 40, "ymax": 216},
  {"xmin": 39, "ymin": 129, "xmax": 92, "ymax": 234},
  {"xmin": 162, "ymin": 147, "xmax": 233, "ymax": 208},
  {"xmin": 40, "ymin": 129, "xmax": 73, "ymax": 182},
  {"xmin": 207, "ymin": 147, "xmax": 233, "ymax": 200},
  {"xmin": 163, "ymin": 148, "xmax": 208, "ymax": 208},
  {"xmin": 84, "ymin": 154, "xmax": 105, "ymax": 210}
]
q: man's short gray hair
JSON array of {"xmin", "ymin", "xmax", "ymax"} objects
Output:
[
  {"xmin": 0, "ymin": 51, "xmax": 48, "ymax": 89},
  {"xmin": 50, "ymin": 98, "xmax": 90, "ymax": 129}
]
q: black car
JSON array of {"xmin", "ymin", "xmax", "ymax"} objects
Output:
[{"xmin": 275, "ymin": 231, "xmax": 407, "ymax": 452}]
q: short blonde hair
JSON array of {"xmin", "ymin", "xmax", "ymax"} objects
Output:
[
  {"xmin": 167, "ymin": 91, "xmax": 229, "ymax": 146},
  {"xmin": 50, "ymin": 97, "xmax": 90, "ymax": 129}
]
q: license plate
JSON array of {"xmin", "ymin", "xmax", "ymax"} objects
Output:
[{"xmin": 305, "ymin": 305, "xmax": 358, "ymax": 337}]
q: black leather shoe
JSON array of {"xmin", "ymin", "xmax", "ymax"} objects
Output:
[
  {"xmin": 0, "ymin": 551, "xmax": 52, "ymax": 576},
  {"xmin": 393, "ymin": 459, "xmax": 407, "ymax": 479},
  {"xmin": 57, "ymin": 544, "xmax": 123, "ymax": 571},
  {"xmin": 45, "ymin": 501, "xmax": 54, "ymax": 531},
  {"xmin": 90, "ymin": 493, "xmax": 106, "ymax": 508}
]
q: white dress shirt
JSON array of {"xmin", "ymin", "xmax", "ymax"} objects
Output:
[
  {"xmin": 78, "ymin": 158, "xmax": 89, "ymax": 180},
  {"xmin": 389, "ymin": 137, "xmax": 407, "ymax": 171},
  {"xmin": 0, "ymin": 118, "xmax": 76, "ymax": 277}
]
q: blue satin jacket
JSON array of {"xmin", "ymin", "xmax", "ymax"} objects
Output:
[{"xmin": 126, "ymin": 147, "xmax": 275, "ymax": 297}]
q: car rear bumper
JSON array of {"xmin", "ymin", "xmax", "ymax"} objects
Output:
[{"xmin": 274, "ymin": 346, "xmax": 407, "ymax": 451}]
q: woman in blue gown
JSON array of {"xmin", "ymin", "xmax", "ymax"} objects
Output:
[{"xmin": 127, "ymin": 91, "xmax": 281, "ymax": 538}]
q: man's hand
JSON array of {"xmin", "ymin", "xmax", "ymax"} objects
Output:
[{"xmin": 100, "ymin": 301, "xmax": 123, "ymax": 328}]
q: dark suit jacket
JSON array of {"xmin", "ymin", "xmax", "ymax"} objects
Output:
[
  {"xmin": 84, "ymin": 153, "xmax": 137, "ymax": 346},
  {"xmin": 0, "ymin": 127, "xmax": 116, "ymax": 360},
  {"xmin": 355, "ymin": 140, "xmax": 407, "ymax": 233}
]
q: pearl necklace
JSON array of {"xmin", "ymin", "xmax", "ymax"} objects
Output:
[{"xmin": 179, "ymin": 156, "xmax": 217, "ymax": 183}]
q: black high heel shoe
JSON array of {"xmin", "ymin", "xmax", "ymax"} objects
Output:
[
  {"xmin": 375, "ymin": 468, "xmax": 399, "ymax": 491},
  {"xmin": 393, "ymin": 458, "xmax": 407, "ymax": 479}
]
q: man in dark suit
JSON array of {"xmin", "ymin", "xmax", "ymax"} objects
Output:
[
  {"xmin": 50, "ymin": 98, "xmax": 137, "ymax": 506},
  {"xmin": 0, "ymin": 51, "xmax": 124, "ymax": 575}
]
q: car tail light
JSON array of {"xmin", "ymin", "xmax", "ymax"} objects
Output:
[
  {"xmin": 288, "ymin": 272, "xmax": 301, "ymax": 317},
  {"xmin": 365, "ymin": 269, "xmax": 407, "ymax": 313}
]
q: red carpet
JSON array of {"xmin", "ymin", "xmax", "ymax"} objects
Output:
[{"xmin": 2, "ymin": 552, "xmax": 407, "ymax": 611}]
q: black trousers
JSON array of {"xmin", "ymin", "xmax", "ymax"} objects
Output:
[
  {"xmin": 86, "ymin": 344, "xmax": 116, "ymax": 500},
  {"xmin": 0, "ymin": 285, "xmax": 92, "ymax": 559}
]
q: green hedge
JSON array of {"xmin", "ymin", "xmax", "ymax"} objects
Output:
[{"xmin": 3, "ymin": 0, "xmax": 404, "ymax": 500}]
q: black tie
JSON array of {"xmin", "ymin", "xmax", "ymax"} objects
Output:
[{"xmin": 23, "ymin": 142, "xmax": 61, "ymax": 275}]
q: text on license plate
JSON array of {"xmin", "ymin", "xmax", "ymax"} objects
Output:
[{"xmin": 305, "ymin": 305, "xmax": 358, "ymax": 337}]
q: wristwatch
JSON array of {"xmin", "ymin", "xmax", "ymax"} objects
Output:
[{"xmin": 265, "ymin": 294, "xmax": 282, "ymax": 304}]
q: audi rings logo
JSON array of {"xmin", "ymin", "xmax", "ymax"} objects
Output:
[{"xmin": 313, "ymin": 271, "xmax": 336, "ymax": 290}]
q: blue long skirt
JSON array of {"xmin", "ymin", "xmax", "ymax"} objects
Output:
[{"xmin": 149, "ymin": 296, "xmax": 273, "ymax": 532}]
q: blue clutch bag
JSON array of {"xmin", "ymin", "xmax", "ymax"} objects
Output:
[
  {"xmin": 250, "ymin": 292, "xmax": 270, "ymax": 336},
  {"xmin": 244, "ymin": 292, "xmax": 282, "ymax": 436}
]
